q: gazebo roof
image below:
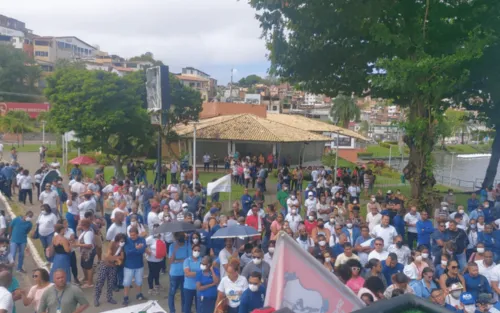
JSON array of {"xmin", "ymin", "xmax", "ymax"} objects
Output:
[
  {"xmin": 266, "ymin": 114, "xmax": 369, "ymax": 141},
  {"xmin": 174, "ymin": 114, "xmax": 331, "ymax": 143}
]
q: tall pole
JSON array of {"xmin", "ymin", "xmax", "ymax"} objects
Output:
[
  {"xmin": 156, "ymin": 125, "xmax": 162, "ymax": 191},
  {"xmin": 42, "ymin": 121, "xmax": 46, "ymax": 145},
  {"xmin": 229, "ymin": 68, "xmax": 234, "ymax": 100},
  {"xmin": 389, "ymin": 145, "xmax": 392, "ymax": 168},
  {"xmin": 334, "ymin": 132, "xmax": 340, "ymax": 171},
  {"xmin": 449, "ymin": 152, "xmax": 455, "ymax": 185},
  {"xmin": 193, "ymin": 123, "xmax": 197, "ymax": 188}
]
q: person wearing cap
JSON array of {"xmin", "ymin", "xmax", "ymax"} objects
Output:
[
  {"xmin": 383, "ymin": 272, "xmax": 414, "ymax": 299},
  {"xmin": 434, "ymin": 202, "xmax": 451, "ymax": 227},
  {"xmin": 476, "ymin": 293, "xmax": 496, "ymax": 313},
  {"xmin": 459, "ymin": 292, "xmax": 477, "ymax": 313},
  {"xmin": 203, "ymin": 207, "xmax": 220, "ymax": 224}
]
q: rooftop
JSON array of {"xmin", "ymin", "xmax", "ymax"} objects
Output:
[
  {"xmin": 174, "ymin": 114, "xmax": 331, "ymax": 143},
  {"xmin": 176, "ymin": 74, "xmax": 209, "ymax": 82}
]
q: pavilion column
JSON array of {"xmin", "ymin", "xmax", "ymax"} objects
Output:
[
  {"xmin": 228, "ymin": 141, "xmax": 232, "ymax": 156},
  {"xmin": 272, "ymin": 143, "xmax": 277, "ymax": 156},
  {"xmin": 188, "ymin": 139, "xmax": 193, "ymax": 165},
  {"xmin": 232, "ymin": 142, "xmax": 236, "ymax": 155}
]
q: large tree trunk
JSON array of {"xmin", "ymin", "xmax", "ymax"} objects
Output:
[
  {"xmin": 482, "ymin": 127, "xmax": 500, "ymax": 189},
  {"xmin": 403, "ymin": 101, "xmax": 437, "ymax": 211},
  {"xmin": 112, "ymin": 155, "xmax": 126, "ymax": 180}
]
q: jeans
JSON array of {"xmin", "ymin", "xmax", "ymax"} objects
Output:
[
  {"xmin": 123, "ymin": 267, "xmax": 144, "ymax": 287},
  {"xmin": 456, "ymin": 252, "xmax": 467, "ymax": 270},
  {"xmin": 169, "ymin": 275, "xmax": 185, "ymax": 313},
  {"xmin": 198, "ymin": 297, "xmax": 216, "ymax": 313},
  {"xmin": 10, "ymin": 242, "xmax": 26, "ymax": 270},
  {"xmin": 20, "ymin": 189, "xmax": 32, "ymax": 204},
  {"xmin": 147, "ymin": 261, "xmax": 162, "ymax": 289},
  {"xmin": 115, "ymin": 265, "xmax": 124, "ymax": 288},
  {"xmin": 407, "ymin": 232, "xmax": 418, "ymax": 249},
  {"xmin": 66, "ymin": 212, "xmax": 78, "ymax": 234},
  {"xmin": 171, "ymin": 173, "xmax": 177, "ymax": 183},
  {"xmin": 104, "ymin": 213, "xmax": 112, "ymax": 233},
  {"xmin": 262, "ymin": 235, "xmax": 270, "ymax": 253},
  {"xmin": 183, "ymin": 288, "xmax": 197, "ymax": 313},
  {"xmin": 39, "ymin": 233, "xmax": 54, "ymax": 261}
]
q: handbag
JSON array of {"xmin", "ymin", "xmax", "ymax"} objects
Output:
[
  {"xmin": 31, "ymin": 224, "xmax": 40, "ymax": 239},
  {"xmin": 214, "ymin": 297, "xmax": 228, "ymax": 313}
]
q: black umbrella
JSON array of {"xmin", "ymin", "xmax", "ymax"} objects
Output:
[
  {"xmin": 153, "ymin": 221, "xmax": 196, "ymax": 234},
  {"xmin": 211, "ymin": 225, "xmax": 259, "ymax": 239},
  {"xmin": 40, "ymin": 169, "xmax": 60, "ymax": 188}
]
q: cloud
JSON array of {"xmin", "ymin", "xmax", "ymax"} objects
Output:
[{"xmin": 1, "ymin": 0, "xmax": 270, "ymax": 82}]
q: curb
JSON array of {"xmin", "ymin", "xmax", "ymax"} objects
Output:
[{"xmin": 0, "ymin": 193, "xmax": 49, "ymax": 272}]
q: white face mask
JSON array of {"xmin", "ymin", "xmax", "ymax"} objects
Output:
[
  {"xmin": 463, "ymin": 305, "xmax": 476, "ymax": 313},
  {"xmin": 108, "ymin": 195, "xmax": 113, "ymax": 200},
  {"xmin": 309, "ymin": 196, "xmax": 313, "ymax": 200},
  {"xmin": 346, "ymin": 223, "xmax": 353, "ymax": 229},
  {"xmin": 441, "ymin": 261, "xmax": 448, "ymax": 266},
  {"xmin": 319, "ymin": 240, "xmax": 326, "ymax": 247},
  {"xmin": 459, "ymin": 210, "xmax": 465, "ymax": 214},
  {"xmin": 0, "ymin": 247, "xmax": 6, "ymax": 252},
  {"xmin": 422, "ymin": 253, "xmax": 429, "ymax": 259},
  {"xmin": 291, "ymin": 196, "xmax": 296, "ymax": 200},
  {"xmin": 330, "ymin": 218, "xmax": 335, "ymax": 224},
  {"xmin": 25, "ymin": 217, "xmax": 31, "ymax": 222},
  {"xmin": 268, "ymin": 247, "xmax": 275, "ymax": 253},
  {"xmin": 291, "ymin": 209, "xmax": 297, "ymax": 214},
  {"xmin": 415, "ymin": 255, "xmax": 423, "ymax": 262},
  {"xmin": 442, "ymin": 207, "xmax": 448, "ymax": 211},
  {"xmin": 249, "ymin": 284, "xmax": 259, "ymax": 292},
  {"xmin": 253, "ymin": 258, "xmax": 262, "ymax": 265},
  {"xmin": 451, "ymin": 290, "xmax": 461, "ymax": 298},
  {"xmin": 192, "ymin": 238, "xmax": 199, "ymax": 244},
  {"xmin": 325, "ymin": 257, "xmax": 331, "ymax": 263},
  {"xmin": 485, "ymin": 204, "xmax": 490, "ymax": 208},
  {"xmin": 477, "ymin": 247, "xmax": 485, "ymax": 253},
  {"xmin": 131, "ymin": 221, "xmax": 137, "ymax": 226},
  {"xmin": 200, "ymin": 264, "xmax": 207, "ymax": 271},
  {"xmin": 119, "ymin": 242, "xmax": 125, "ymax": 247},
  {"xmin": 192, "ymin": 251, "xmax": 200, "ymax": 258},
  {"xmin": 308, "ymin": 216, "xmax": 314, "ymax": 221},
  {"xmin": 371, "ymin": 198, "xmax": 376, "ymax": 202}
]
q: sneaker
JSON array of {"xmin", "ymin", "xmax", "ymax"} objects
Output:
[
  {"xmin": 155, "ymin": 285, "xmax": 165, "ymax": 292},
  {"xmin": 94, "ymin": 299, "xmax": 100, "ymax": 307},
  {"xmin": 136, "ymin": 293, "xmax": 147, "ymax": 301},
  {"xmin": 147, "ymin": 289, "xmax": 158, "ymax": 296},
  {"xmin": 113, "ymin": 287, "xmax": 120, "ymax": 292},
  {"xmin": 108, "ymin": 299, "xmax": 118, "ymax": 305},
  {"xmin": 16, "ymin": 269, "xmax": 27, "ymax": 274},
  {"xmin": 160, "ymin": 269, "xmax": 166, "ymax": 275},
  {"xmin": 122, "ymin": 296, "xmax": 129, "ymax": 306}
]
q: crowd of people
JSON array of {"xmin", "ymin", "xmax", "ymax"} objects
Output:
[{"xmin": 0, "ymin": 150, "xmax": 499, "ymax": 313}]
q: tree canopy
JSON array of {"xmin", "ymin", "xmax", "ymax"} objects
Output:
[
  {"xmin": 238, "ymin": 74, "xmax": 264, "ymax": 87},
  {"xmin": 248, "ymin": 0, "xmax": 500, "ymax": 206},
  {"xmin": 129, "ymin": 52, "xmax": 164, "ymax": 66},
  {"xmin": 0, "ymin": 45, "xmax": 43, "ymax": 102},
  {"xmin": 330, "ymin": 94, "xmax": 360, "ymax": 129}
]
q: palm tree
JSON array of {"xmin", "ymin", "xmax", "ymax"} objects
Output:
[
  {"xmin": 0, "ymin": 116, "xmax": 22, "ymax": 146},
  {"xmin": 330, "ymin": 93, "xmax": 361, "ymax": 128}
]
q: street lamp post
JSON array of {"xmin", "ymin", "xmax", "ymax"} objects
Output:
[
  {"xmin": 389, "ymin": 145, "xmax": 392, "ymax": 168},
  {"xmin": 41, "ymin": 120, "xmax": 46, "ymax": 145},
  {"xmin": 334, "ymin": 132, "xmax": 340, "ymax": 171},
  {"xmin": 193, "ymin": 123, "xmax": 197, "ymax": 187},
  {"xmin": 449, "ymin": 152, "xmax": 455, "ymax": 185}
]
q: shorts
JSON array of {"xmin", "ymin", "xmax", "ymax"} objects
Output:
[
  {"xmin": 80, "ymin": 250, "xmax": 96, "ymax": 270},
  {"xmin": 123, "ymin": 267, "xmax": 144, "ymax": 287}
]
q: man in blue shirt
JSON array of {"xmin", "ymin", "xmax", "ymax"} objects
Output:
[
  {"xmin": 123, "ymin": 227, "xmax": 147, "ymax": 306},
  {"xmin": 239, "ymin": 271, "xmax": 265, "ymax": 313},
  {"xmin": 382, "ymin": 253, "xmax": 404, "ymax": 286},
  {"xmin": 185, "ymin": 188, "xmax": 201, "ymax": 218},
  {"xmin": 169, "ymin": 233, "xmax": 189, "ymax": 313},
  {"xmin": 8, "ymin": 211, "xmax": 33, "ymax": 273},
  {"xmin": 0, "ymin": 163, "xmax": 15, "ymax": 199},
  {"xmin": 416, "ymin": 211, "xmax": 434, "ymax": 249},
  {"xmin": 463, "ymin": 262, "xmax": 492, "ymax": 300},
  {"xmin": 241, "ymin": 189, "xmax": 253, "ymax": 216},
  {"xmin": 468, "ymin": 193, "xmax": 480, "ymax": 212},
  {"xmin": 431, "ymin": 222, "xmax": 446, "ymax": 266}
]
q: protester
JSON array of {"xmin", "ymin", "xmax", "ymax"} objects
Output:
[
  {"xmin": 38, "ymin": 270, "xmax": 89, "ymax": 313},
  {"xmin": 21, "ymin": 268, "xmax": 52, "ymax": 313},
  {"xmin": 238, "ymin": 272, "xmax": 265, "ymax": 313}
]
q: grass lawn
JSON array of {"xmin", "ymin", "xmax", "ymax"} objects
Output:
[
  {"xmin": 366, "ymin": 145, "xmax": 406, "ymax": 158},
  {"xmin": 445, "ymin": 143, "xmax": 493, "ymax": 154},
  {"xmin": 6, "ymin": 143, "xmax": 55, "ymax": 153}
]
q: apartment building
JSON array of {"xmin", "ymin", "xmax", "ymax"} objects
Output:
[
  {"xmin": 33, "ymin": 36, "xmax": 97, "ymax": 71},
  {"xmin": 178, "ymin": 67, "xmax": 218, "ymax": 100}
]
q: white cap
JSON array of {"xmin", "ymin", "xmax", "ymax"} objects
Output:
[
  {"xmin": 182, "ymin": 203, "xmax": 188, "ymax": 208},
  {"xmin": 387, "ymin": 190, "xmax": 392, "ymax": 194},
  {"xmin": 308, "ymin": 192, "xmax": 314, "ymax": 196}
]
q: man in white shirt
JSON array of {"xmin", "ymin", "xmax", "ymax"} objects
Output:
[
  {"xmin": 304, "ymin": 192, "xmax": 318, "ymax": 216},
  {"xmin": 286, "ymin": 195, "xmax": 299, "ymax": 214},
  {"xmin": 106, "ymin": 211, "xmax": 127, "ymax": 241},
  {"xmin": 331, "ymin": 182, "xmax": 342, "ymax": 197},
  {"xmin": 370, "ymin": 215, "xmax": 397, "ymax": 250},
  {"xmin": 404, "ymin": 206, "xmax": 421, "ymax": 249},
  {"xmin": 348, "ymin": 183, "xmax": 360, "ymax": 203},
  {"xmin": 366, "ymin": 205, "xmax": 382, "ymax": 232},
  {"xmin": 476, "ymin": 250, "xmax": 496, "ymax": 283},
  {"xmin": 387, "ymin": 235, "xmax": 411, "ymax": 265},
  {"xmin": 101, "ymin": 177, "xmax": 117, "ymax": 194},
  {"xmin": 0, "ymin": 269, "xmax": 13, "ymax": 313},
  {"xmin": 70, "ymin": 176, "xmax": 87, "ymax": 205},
  {"xmin": 147, "ymin": 202, "xmax": 161, "ymax": 233},
  {"xmin": 168, "ymin": 193, "xmax": 183, "ymax": 218},
  {"xmin": 311, "ymin": 168, "xmax": 319, "ymax": 186},
  {"xmin": 77, "ymin": 191, "xmax": 97, "ymax": 219},
  {"xmin": 38, "ymin": 183, "xmax": 59, "ymax": 214},
  {"xmin": 284, "ymin": 204, "xmax": 302, "ymax": 233},
  {"xmin": 367, "ymin": 238, "xmax": 389, "ymax": 261},
  {"xmin": 111, "ymin": 200, "xmax": 129, "ymax": 221},
  {"xmin": 366, "ymin": 196, "xmax": 381, "ymax": 212}
]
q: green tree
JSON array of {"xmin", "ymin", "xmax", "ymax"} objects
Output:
[
  {"xmin": 238, "ymin": 74, "xmax": 263, "ymax": 87},
  {"xmin": 44, "ymin": 68, "xmax": 155, "ymax": 179},
  {"xmin": 0, "ymin": 45, "xmax": 42, "ymax": 101},
  {"xmin": 359, "ymin": 120, "xmax": 370, "ymax": 137},
  {"xmin": 6, "ymin": 111, "xmax": 31, "ymax": 146},
  {"xmin": 247, "ymin": 0, "xmax": 500, "ymax": 205},
  {"xmin": 329, "ymin": 94, "xmax": 360, "ymax": 128},
  {"xmin": 129, "ymin": 52, "xmax": 164, "ymax": 66}
]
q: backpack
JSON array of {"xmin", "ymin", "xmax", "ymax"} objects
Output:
[
  {"xmin": 60, "ymin": 190, "xmax": 68, "ymax": 203},
  {"xmin": 155, "ymin": 239, "xmax": 167, "ymax": 259}
]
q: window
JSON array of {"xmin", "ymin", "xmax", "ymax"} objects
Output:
[
  {"xmin": 35, "ymin": 51, "xmax": 48, "ymax": 57},
  {"xmin": 189, "ymin": 82, "xmax": 196, "ymax": 87}
]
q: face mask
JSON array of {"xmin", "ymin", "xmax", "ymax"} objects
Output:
[
  {"xmin": 0, "ymin": 247, "xmax": 6, "ymax": 252},
  {"xmin": 308, "ymin": 216, "xmax": 314, "ymax": 221},
  {"xmin": 471, "ymin": 224, "xmax": 477, "ymax": 229},
  {"xmin": 291, "ymin": 209, "xmax": 297, "ymax": 214},
  {"xmin": 200, "ymin": 264, "xmax": 207, "ymax": 271},
  {"xmin": 193, "ymin": 238, "xmax": 199, "ymax": 244},
  {"xmin": 108, "ymin": 195, "xmax": 113, "ymax": 199},
  {"xmin": 371, "ymin": 198, "xmax": 376, "ymax": 202},
  {"xmin": 463, "ymin": 305, "xmax": 476, "ymax": 313},
  {"xmin": 478, "ymin": 208, "xmax": 483, "ymax": 212},
  {"xmin": 119, "ymin": 242, "xmax": 125, "ymax": 247},
  {"xmin": 422, "ymin": 253, "xmax": 429, "ymax": 259},
  {"xmin": 446, "ymin": 249, "xmax": 453, "ymax": 254},
  {"xmin": 268, "ymin": 247, "xmax": 275, "ymax": 253},
  {"xmin": 442, "ymin": 207, "xmax": 448, "ymax": 211},
  {"xmin": 253, "ymin": 258, "xmax": 262, "ymax": 265},
  {"xmin": 415, "ymin": 255, "xmax": 423, "ymax": 262},
  {"xmin": 318, "ymin": 224, "xmax": 324, "ymax": 229},
  {"xmin": 477, "ymin": 247, "xmax": 485, "ymax": 253},
  {"xmin": 249, "ymin": 284, "xmax": 259, "ymax": 292},
  {"xmin": 25, "ymin": 217, "xmax": 31, "ymax": 222},
  {"xmin": 485, "ymin": 204, "xmax": 490, "ymax": 208},
  {"xmin": 459, "ymin": 210, "xmax": 465, "ymax": 214},
  {"xmin": 329, "ymin": 218, "xmax": 335, "ymax": 224},
  {"xmin": 346, "ymin": 223, "xmax": 353, "ymax": 229},
  {"xmin": 319, "ymin": 240, "xmax": 326, "ymax": 247},
  {"xmin": 325, "ymin": 257, "xmax": 331, "ymax": 263},
  {"xmin": 193, "ymin": 251, "xmax": 200, "ymax": 258},
  {"xmin": 449, "ymin": 193, "xmax": 453, "ymax": 196},
  {"xmin": 451, "ymin": 290, "xmax": 461, "ymax": 298},
  {"xmin": 309, "ymin": 196, "xmax": 313, "ymax": 200},
  {"xmin": 291, "ymin": 196, "xmax": 296, "ymax": 200},
  {"xmin": 131, "ymin": 221, "xmax": 137, "ymax": 226},
  {"xmin": 396, "ymin": 241, "xmax": 403, "ymax": 248},
  {"xmin": 441, "ymin": 261, "xmax": 448, "ymax": 266}
]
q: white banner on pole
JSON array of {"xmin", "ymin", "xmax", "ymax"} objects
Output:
[{"xmin": 207, "ymin": 174, "xmax": 232, "ymax": 196}]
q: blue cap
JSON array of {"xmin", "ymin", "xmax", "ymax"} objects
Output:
[
  {"xmin": 460, "ymin": 292, "xmax": 475, "ymax": 305},
  {"xmin": 210, "ymin": 207, "xmax": 219, "ymax": 214}
]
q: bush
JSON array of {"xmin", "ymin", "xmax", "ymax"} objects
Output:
[
  {"xmin": 46, "ymin": 148, "xmax": 62, "ymax": 158},
  {"xmin": 357, "ymin": 152, "xmax": 374, "ymax": 157},
  {"xmin": 384, "ymin": 141, "xmax": 399, "ymax": 145},
  {"xmin": 379, "ymin": 142, "xmax": 391, "ymax": 149}
]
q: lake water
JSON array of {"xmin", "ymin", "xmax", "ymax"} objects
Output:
[{"xmin": 390, "ymin": 153, "xmax": 500, "ymax": 189}]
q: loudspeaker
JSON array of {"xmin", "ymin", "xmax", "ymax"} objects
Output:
[{"xmin": 146, "ymin": 65, "xmax": 171, "ymax": 125}]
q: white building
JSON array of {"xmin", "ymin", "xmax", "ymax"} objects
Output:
[
  {"xmin": 244, "ymin": 94, "xmax": 261, "ymax": 104},
  {"xmin": 304, "ymin": 93, "xmax": 325, "ymax": 106},
  {"xmin": 0, "ymin": 26, "xmax": 24, "ymax": 49}
]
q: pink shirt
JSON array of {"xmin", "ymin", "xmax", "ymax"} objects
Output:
[
  {"xmin": 270, "ymin": 220, "xmax": 282, "ymax": 241},
  {"xmin": 28, "ymin": 283, "xmax": 53, "ymax": 312},
  {"xmin": 346, "ymin": 276, "xmax": 365, "ymax": 294}
]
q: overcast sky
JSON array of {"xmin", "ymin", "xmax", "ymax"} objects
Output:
[{"xmin": 1, "ymin": 0, "xmax": 270, "ymax": 84}]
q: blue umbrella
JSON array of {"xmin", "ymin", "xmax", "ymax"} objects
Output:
[{"xmin": 210, "ymin": 225, "xmax": 259, "ymax": 239}]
